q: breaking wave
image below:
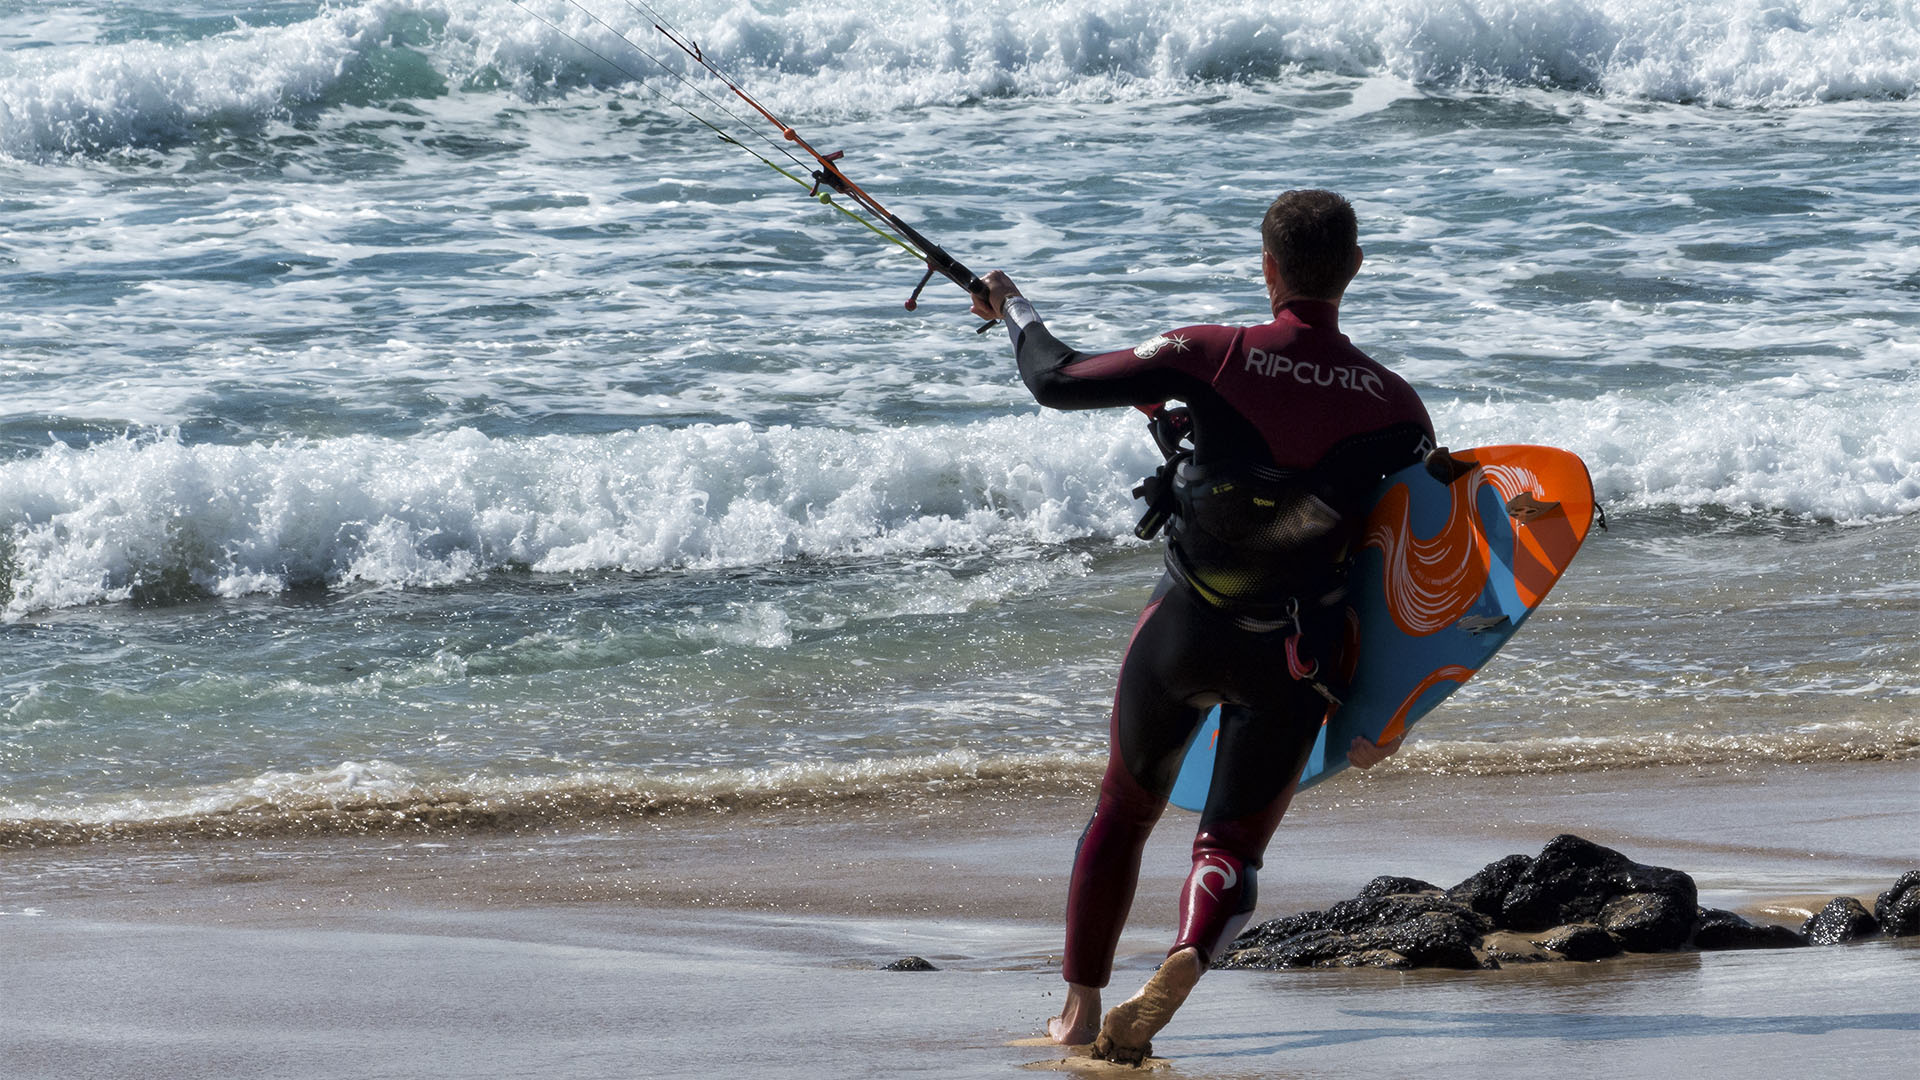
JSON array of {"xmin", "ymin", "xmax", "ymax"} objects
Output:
[
  {"xmin": 6, "ymin": 0, "xmax": 1919, "ymax": 154},
  {"xmin": 1429, "ymin": 377, "xmax": 1920, "ymax": 525},
  {"xmin": 0, "ymin": 412, "xmax": 1156, "ymax": 620},
  {"xmin": 6, "ymin": 371, "xmax": 1920, "ymax": 619}
]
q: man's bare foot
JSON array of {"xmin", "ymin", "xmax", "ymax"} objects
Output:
[
  {"xmin": 1090, "ymin": 947, "xmax": 1204, "ymax": 1065},
  {"xmin": 1046, "ymin": 982, "xmax": 1101, "ymax": 1045}
]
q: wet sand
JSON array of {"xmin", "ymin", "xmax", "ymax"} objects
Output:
[{"xmin": 5, "ymin": 759, "xmax": 1918, "ymax": 1078}]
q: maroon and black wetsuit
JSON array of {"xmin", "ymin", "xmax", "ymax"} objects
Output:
[{"xmin": 1002, "ymin": 294, "xmax": 1434, "ymax": 985}]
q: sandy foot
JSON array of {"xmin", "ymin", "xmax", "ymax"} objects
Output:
[{"xmin": 1090, "ymin": 947, "xmax": 1203, "ymax": 1066}]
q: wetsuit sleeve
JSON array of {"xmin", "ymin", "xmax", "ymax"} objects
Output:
[{"xmin": 1003, "ymin": 297, "xmax": 1221, "ymax": 411}]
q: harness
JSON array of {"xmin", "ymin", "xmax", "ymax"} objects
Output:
[{"xmin": 1133, "ymin": 406, "xmax": 1352, "ymax": 704}]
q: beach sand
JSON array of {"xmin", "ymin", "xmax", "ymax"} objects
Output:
[{"xmin": 5, "ymin": 759, "xmax": 1917, "ymax": 1079}]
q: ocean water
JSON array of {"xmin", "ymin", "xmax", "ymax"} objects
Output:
[{"xmin": 3, "ymin": 0, "xmax": 1918, "ymax": 843}]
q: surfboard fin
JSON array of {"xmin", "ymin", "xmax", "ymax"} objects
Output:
[{"xmin": 1455, "ymin": 614, "xmax": 1512, "ymax": 634}]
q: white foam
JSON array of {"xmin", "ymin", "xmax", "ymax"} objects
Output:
[
  {"xmin": 5, "ymin": 710, "xmax": 1915, "ymax": 837},
  {"xmin": 6, "ymin": 368, "xmax": 1920, "ymax": 619},
  {"xmin": 640, "ymin": 0, "xmax": 1920, "ymax": 110},
  {"xmin": 0, "ymin": 748, "xmax": 1103, "ymax": 836},
  {"xmin": 1430, "ymin": 377, "xmax": 1920, "ymax": 522},
  {"xmin": 0, "ymin": 758, "xmax": 422, "ymax": 826},
  {"xmin": 0, "ymin": 413, "xmax": 1154, "ymax": 619},
  {"xmin": 0, "ymin": 2, "xmax": 381, "ymax": 155},
  {"xmin": 5, "ymin": 0, "xmax": 1917, "ymax": 158},
  {"xmin": 1394, "ymin": 713, "xmax": 1920, "ymax": 776}
]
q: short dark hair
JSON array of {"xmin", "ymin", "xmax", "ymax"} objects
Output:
[{"xmin": 1260, "ymin": 190, "xmax": 1359, "ymax": 300}]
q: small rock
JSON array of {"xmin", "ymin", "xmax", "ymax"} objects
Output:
[
  {"xmin": 1538, "ymin": 924, "xmax": 1622, "ymax": 961},
  {"xmin": 1874, "ymin": 871, "xmax": 1920, "ymax": 937},
  {"xmin": 881, "ymin": 956, "xmax": 938, "ymax": 972},
  {"xmin": 1691, "ymin": 908, "xmax": 1807, "ymax": 951},
  {"xmin": 1801, "ymin": 897, "xmax": 1880, "ymax": 945}
]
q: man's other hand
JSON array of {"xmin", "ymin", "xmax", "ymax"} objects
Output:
[{"xmin": 1347, "ymin": 733, "xmax": 1405, "ymax": 770}]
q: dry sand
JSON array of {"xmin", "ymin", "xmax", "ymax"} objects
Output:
[{"xmin": 4, "ymin": 759, "xmax": 1917, "ymax": 1079}]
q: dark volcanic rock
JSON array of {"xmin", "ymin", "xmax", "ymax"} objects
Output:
[
  {"xmin": 1218, "ymin": 928, "xmax": 1361, "ymax": 970},
  {"xmin": 1599, "ymin": 891, "xmax": 1696, "ymax": 952},
  {"xmin": 1221, "ymin": 836, "xmax": 1859, "ymax": 971},
  {"xmin": 881, "ymin": 956, "xmax": 938, "ymax": 971},
  {"xmin": 1691, "ymin": 908, "xmax": 1807, "ymax": 951},
  {"xmin": 1228, "ymin": 910, "xmax": 1336, "ymax": 953},
  {"xmin": 1220, "ymin": 892, "xmax": 1490, "ymax": 971},
  {"xmin": 1369, "ymin": 909, "xmax": 1486, "ymax": 969},
  {"xmin": 1233, "ymin": 892, "xmax": 1491, "ymax": 947},
  {"xmin": 1317, "ymin": 892, "xmax": 1490, "ymax": 936},
  {"xmin": 1874, "ymin": 871, "xmax": 1920, "ymax": 936},
  {"xmin": 1447, "ymin": 854, "xmax": 1533, "ymax": 918},
  {"xmin": 1802, "ymin": 897, "xmax": 1880, "ymax": 945},
  {"xmin": 1539, "ymin": 924, "xmax": 1623, "ymax": 961},
  {"xmin": 1498, "ymin": 834, "xmax": 1697, "ymax": 937},
  {"xmin": 1358, "ymin": 875, "xmax": 1442, "ymax": 900}
]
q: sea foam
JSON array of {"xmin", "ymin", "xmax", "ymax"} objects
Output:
[
  {"xmin": 0, "ymin": 412, "xmax": 1156, "ymax": 620},
  {"xmin": 5, "ymin": 0, "xmax": 1919, "ymax": 155},
  {"xmin": 1432, "ymin": 377, "xmax": 1920, "ymax": 524},
  {"xmin": 5, "ymin": 373, "xmax": 1918, "ymax": 619}
]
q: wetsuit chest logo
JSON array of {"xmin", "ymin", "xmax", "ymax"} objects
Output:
[{"xmin": 1243, "ymin": 346, "xmax": 1387, "ymax": 400}]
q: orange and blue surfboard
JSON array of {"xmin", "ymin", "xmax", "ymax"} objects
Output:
[{"xmin": 1169, "ymin": 445, "xmax": 1599, "ymax": 811}]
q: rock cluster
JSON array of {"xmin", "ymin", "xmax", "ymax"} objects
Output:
[{"xmin": 1216, "ymin": 834, "xmax": 1919, "ymax": 971}]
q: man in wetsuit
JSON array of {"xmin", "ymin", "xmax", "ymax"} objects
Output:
[{"xmin": 969, "ymin": 190, "xmax": 1434, "ymax": 1063}]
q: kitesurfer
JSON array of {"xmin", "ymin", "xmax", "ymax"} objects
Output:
[{"xmin": 970, "ymin": 190, "xmax": 1435, "ymax": 1063}]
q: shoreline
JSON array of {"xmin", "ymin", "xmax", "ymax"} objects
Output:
[
  {"xmin": 6, "ymin": 759, "xmax": 1917, "ymax": 1079},
  {"xmin": 7, "ymin": 758, "xmax": 1917, "ymax": 924}
]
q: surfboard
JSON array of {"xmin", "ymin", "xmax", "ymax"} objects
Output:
[{"xmin": 1169, "ymin": 444, "xmax": 1598, "ymax": 811}]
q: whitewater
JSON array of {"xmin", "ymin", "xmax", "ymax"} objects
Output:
[{"xmin": 3, "ymin": 0, "xmax": 1918, "ymax": 840}]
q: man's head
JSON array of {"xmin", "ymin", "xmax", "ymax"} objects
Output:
[{"xmin": 1260, "ymin": 189, "xmax": 1361, "ymax": 303}]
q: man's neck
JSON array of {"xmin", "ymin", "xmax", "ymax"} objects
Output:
[{"xmin": 1269, "ymin": 293, "xmax": 1341, "ymax": 320}]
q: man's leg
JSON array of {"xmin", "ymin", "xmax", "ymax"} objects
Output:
[
  {"xmin": 1092, "ymin": 684, "xmax": 1325, "ymax": 1062},
  {"xmin": 1050, "ymin": 585, "xmax": 1208, "ymax": 1043},
  {"xmin": 1174, "ymin": 692, "xmax": 1323, "ymax": 963}
]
